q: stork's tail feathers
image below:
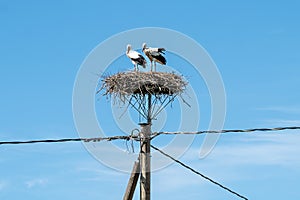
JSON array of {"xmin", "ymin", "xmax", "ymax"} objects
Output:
[
  {"xmin": 159, "ymin": 56, "xmax": 167, "ymax": 65},
  {"xmin": 158, "ymin": 48, "xmax": 166, "ymax": 54},
  {"xmin": 142, "ymin": 57, "xmax": 147, "ymax": 68},
  {"xmin": 152, "ymin": 54, "xmax": 166, "ymax": 65}
]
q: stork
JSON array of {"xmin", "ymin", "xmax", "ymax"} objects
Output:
[
  {"xmin": 126, "ymin": 44, "xmax": 147, "ymax": 71},
  {"xmin": 142, "ymin": 43, "xmax": 166, "ymax": 72}
]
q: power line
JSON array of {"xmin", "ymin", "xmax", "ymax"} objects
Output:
[
  {"xmin": 0, "ymin": 135, "xmax": 138, "ymax": 145},
  {"xmin": 1, "ymin": 126, "xmax": 300, "ymax": 145},
  {"xmin": 151, "ymin": 126, "xmax": 300, "ymax": 139},
  {"xmin": 1, "ymin": 126, "xmax": 298, "ymax": 199},
  {"xmin": 150, "ymin": 144, "xmax": 248, "ymax": 200}
]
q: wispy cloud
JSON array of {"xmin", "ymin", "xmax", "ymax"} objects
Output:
[
  {"xmin": 263, "ymin": 119, "xmax": 300, "ymax": 127},
  {"xmin": 153, "ymin": 166, "xmax": 207, "ymax": 192},
  {"xmin": 75, "ymin": 162, "xmax": 128, "ymax": 182},
  {"xmin": 25, "ymin": 178, "xmax": 48, "ymax": 189},
  {"xmin": 157, "ymin": 132, "xmax": 300, "ymax": 166},
  {"xmin": 200, "ymin": 133, "xmax": 300, "ymax": 167},
  {"xmin": 256, "ymin": 105, "xmax": 300, "ymax": 115}
]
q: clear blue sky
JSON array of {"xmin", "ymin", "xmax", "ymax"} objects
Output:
[{"xmin": 1, "ymin": 1, "xmax": 300, "ymax": 199}]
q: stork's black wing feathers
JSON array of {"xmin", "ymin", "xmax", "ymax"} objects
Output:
[
  {"xmin": 131, "ymin": 55, "xmax": 146, "ymax": 66},
  {"xmin": 157, "ymin": 48, "xmax": 166, "ymax": 54},
  {"xmin": 152, "ymin": 54, "xmax": 166, "ymax": 65}
]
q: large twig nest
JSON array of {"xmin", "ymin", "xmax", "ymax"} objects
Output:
[{"xmin": 100, "ymin": 71, "xmax": 187, "ymax": 98}]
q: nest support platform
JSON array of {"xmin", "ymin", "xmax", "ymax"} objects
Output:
[
  {"xmin": 101, "ymin": 71, "xmax": 187, "ymax": 97},
  {"xmin": 99, "ymin": 71, "xmax": 187, "ymax": 122}
]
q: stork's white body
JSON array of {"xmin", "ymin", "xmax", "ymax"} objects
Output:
[
  {"xmin": 142, "ymin": 43, "xmax": 166, "ymax": 71},
  {"xmin": 126, "ymin": 44, "xmax": 147, "ymax": 71}
]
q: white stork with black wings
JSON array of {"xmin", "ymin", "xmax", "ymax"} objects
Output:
[
  {"xmin": 142, "ymin": 43, "xmax": 166, "ymax": 71},
  {"xmin": 126, "ymin": 44, "xmax": 147, "ymax": 71}
]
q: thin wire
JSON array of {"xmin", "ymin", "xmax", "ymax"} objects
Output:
[
  {"xmin": 1, "ymin": 126, "xmax": 300, "ymax": 145},
  {"xmin": 0, "ymin": 135, "xmax": 139, "ymax": 145},
  {"xmin": 151, "ymin": 126, "xmax": 300, "ymax": 139},
  {"xmin": 151, "ymin": 145, "xmax": 248, "ymax": 200}
]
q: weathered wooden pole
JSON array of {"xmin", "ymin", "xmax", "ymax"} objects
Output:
[
  {"xmin": 139, "ymin": 123, "xmax": 151, "ymax": 200},
  {"xmin": 140, "ymin": 93, "xmax": 152, "ymax": 200},
  {"xmin": 123, "ymin": 159, "xmax": 140, "ymax": 200}
]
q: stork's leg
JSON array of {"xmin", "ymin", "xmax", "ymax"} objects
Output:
[
  {"xmin": 154, "ymin": 62, "xmax": 156, "ymax": 72},
  {"xmin": 150, "ymin": 62, "xmax": 153, "ymax": 72}
]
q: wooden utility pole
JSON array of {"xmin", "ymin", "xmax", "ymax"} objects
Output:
[
  {"xmin": 140, "ymin": 93, "xmax": 152, "ymax": 200},
  {"xmin": 139, "ymin": 123, "xmax": 151, "ymax": 200}
]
